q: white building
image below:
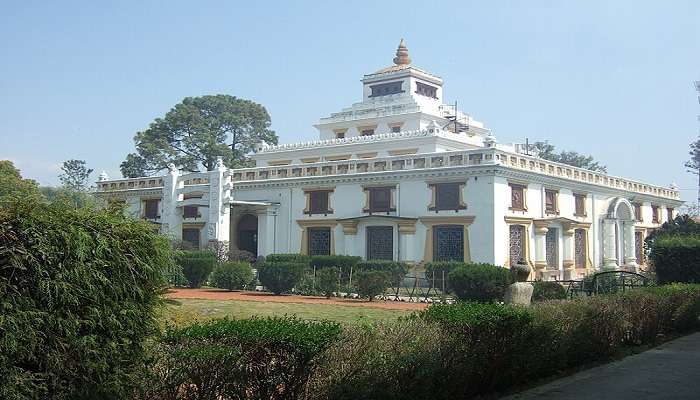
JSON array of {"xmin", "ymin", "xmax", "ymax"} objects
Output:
[{"xmin": 96, "ymin": 40, "xmax": 682, "ymax": 280}]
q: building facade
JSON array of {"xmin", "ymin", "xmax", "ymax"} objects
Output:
[{"xmin": 96, "ymin": 40, "xmax": 682, "ymax": 280}]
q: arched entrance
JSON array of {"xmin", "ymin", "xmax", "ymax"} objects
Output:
[
  {"xmin": 237, "ymin": 214, "xmax": 258, "ymax": 255},
  {"xmin": 602, "ymin": 198, "xmax": 637, "ymax": 270}
]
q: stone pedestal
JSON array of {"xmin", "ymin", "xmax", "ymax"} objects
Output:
[{"xmin": 504, "ymin": 282, "xmax": 534, "ymax": 306}]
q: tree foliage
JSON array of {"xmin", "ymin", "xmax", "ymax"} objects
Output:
[
  {"xmin": 686, "ymin": 137, "xmax": 700, "ymax": 204},
  {"xmin": 0, "ymin": 160, "xmax": 40, "ymax": 202},
  {"xmin": 120, "ymin": 95, "xmax": 278, "ymax": 177},
  {"xmin": 529, "ymin": 141, "xmax": 607, "ymax": 173},
  {"xmin": 59, "ymin": 159, "xmax": 93, "ymax": 191}
]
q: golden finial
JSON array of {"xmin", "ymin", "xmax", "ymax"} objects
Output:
[{"xmin": 393, "ymin": 38, "xmax": 411, "ymax": 65}]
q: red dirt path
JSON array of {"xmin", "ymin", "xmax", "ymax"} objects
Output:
[{"xmin": 165, "ymin": 288, "xmax": 428, "ymax": 311}]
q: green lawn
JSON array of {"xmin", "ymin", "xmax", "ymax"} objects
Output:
[{"xmin": 162, "ymin": 298, "xmax": 414, "ymax": 326}]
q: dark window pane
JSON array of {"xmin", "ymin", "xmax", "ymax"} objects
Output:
[
  {"xmin": 546, "ymin": 228, "xmax": 558, "ymax": 269},
  {"xmin": 575, "ymin": 194, "xmax": 585, "ymax": 216},
  {"xmin": 182, "ymin": 228, "xmax": 200, "ymax": 249},
  {"xmin": 433, "ymin": 225, "xmax": 464, "ymax": 262},
  {"xmin": 308, "ymin": 227, "xmax": 331, "ymax": 256},
  {"xmin": 183, "ymin": 205, "xmax": 198, "ymax": 218},
  {"xmin": 366, "ymin": 226, "xmax": 393, "ymax": 260},
  {"xmin": 545, "ymin": 190, "xmax": 557, "ymax": 213},
  {"xmin": 309, "ymin": 191, "xmax": 329, "ymax": 214},
  {"xmin": 369, "ymin": 188, "xmax": 392, "ymax": 212},
  {"xmin": 509, "ymin": 224, "xmax": 525, "ymax": 266},
  {"xmin": 510, "ymin": 184, "xmax": 525, "ymax": 210},
  {"xmin": 574, "ymin": 229, "xmax": 586, "ymax": 268},
  {"xmin": 369, "ymin": 81, "xmax": 404, "ymax": 97},
  {"xmin": 435, "ymin": 183, "xmax": 461, "ymax": 210},
  {"xmin": 416, "ymin": 82, "xmax": 437, "ymax": 98},
  {"xmin": 145, "ymin": 199, "xmax": 159, "ymax": 219}
]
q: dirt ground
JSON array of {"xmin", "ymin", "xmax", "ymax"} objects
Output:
[{"xmin": 165, "ymin": 288, "xmax": 429, "ymax": 311}]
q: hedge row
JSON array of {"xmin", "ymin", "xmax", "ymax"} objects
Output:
[
  {"xmin": 649, "ymin": 235, "xmax": 700, "ymax": 284},
  {"xmin": 145, "ymin": 284, "xmax": 700, "ymax": 400}
]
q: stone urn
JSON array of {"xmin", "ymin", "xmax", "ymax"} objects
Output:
[{"xmin": 505, "ymin": 260, "xmax": 533, "ymax": 306}]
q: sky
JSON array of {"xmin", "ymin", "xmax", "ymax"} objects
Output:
[{"xmin": 1, "ymin": 1, "xmax": 699, "ymax": 202}]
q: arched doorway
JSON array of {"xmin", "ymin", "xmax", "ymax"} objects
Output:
[
  {"xmin": 237, "ymin": 214, "xmax": 258, "ymax": 255},
  {"xmin": 603, "ymin": 198, "xmax": 637, "ymax": 270}
]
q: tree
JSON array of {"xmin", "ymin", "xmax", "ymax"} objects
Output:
[
  {"xmin": 0, "ymin": 160, "xmax": 40, "ymax": 201},
  {"xmin": 685, "ymin": 137, "xmax": 700, "ymax": 206},
  {"xmin": 528, "ymin": 141, "xmax": 607, "ymax": 173},
  {"xmin": 59, "ymin": 159, "xmax": 93, "ymax": 191},
  {"xmin": 121, "ymin": 95, "xmax": 278, "ymax": 177}
]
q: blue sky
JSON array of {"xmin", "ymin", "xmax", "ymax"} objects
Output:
[{"xmin": 1, "ymin": 1, "xmax": 699, "ymax": 202}]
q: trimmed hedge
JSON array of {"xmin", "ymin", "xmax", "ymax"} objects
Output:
[
  {"xmin": 176, "ymin": 250, "xmax": 216, "ymax": 288},
  {"xmin": 305, "ymin": 284, "xmax": 700, "ymax": 400},
  {"xmin": 649, "ymin": 235, "xmax": 700, "ymax": 284},
  {"xmin": 356, "ymin": 260, "xmax": 409, "ymax": 285},
  {"xmin": 210, "ymin": 261, "xmax": 254, "ymax": 291},
  {"xmin": 310, "ymin": 255, "xmax": 361, "ymax": 270},
  {"xmin": 424, "ymin": 261, "xmax": 465, "ymax": 279},
  {"xmin": 447, "ymin": 263, "xmax": 512, "ymax": 302},
  {"xmin": 265, "ymin": 253, "xmax": 311, "ymax": 265},
  {"xmin": 258, "ymin": 261, "xmax": 305, "ymax": 294},
  {"xmin": 532, "ymin": 281, "xmax": 567, "ymax": 301},
  {"xmin": 0, "ymin": 200, "xmax": 170, "ymax": 399},
  {"xmin": 355, "ymin": 270, "xmax": 390, "ymax": 301},
  {"xmin": 148, "ymin": 317, "xmax": 341, "ymax": 400},
  {"xmin": 316, "ymin": 267, "xmax": 340, "ymax": 298}
]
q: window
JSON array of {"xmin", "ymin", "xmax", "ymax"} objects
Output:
[
  {"xmin": 144, "ymin": 199, "xmax": 159, "ymax": 219},
  {"xmin": 634, "ymin": 203, "xmax": 643, "ymax": 222},
  {"xmin": 574, "ymin": 194, "xmax": 586, "ymax": 217},
  {"xmin": 574, "ymin": 229, "xmax": 587, "ymax": 268},
  {"xmin": 391, "ymin": 125, "xmax": 401, "ymax": 133},
  {"xmin": 652, "ymin": 205, "xmax": 660, "ymax": 223},
  {"xmin": 433, "ymin": 225, "xmax": 464, "ymax": 262},
  {"xmin": 545, "ymin": 189, "xmax": 558, "ymax": 214},
  {"xmin": 545, "ymin": 228, "xmax": 558, "ymax": 269},
  {"xmin": 430, "ymin": 183, "xmax": 465, "ymax": 211},
  {"xmin": 307, "ymin": 191, "xmax": 331, "ymax": 215},
  {"xmin": 635, "ymin": 231, "xmax": 644, "ymax": 265},
  {"xmin": 183, "ymin": 193, "xmax": 203, "ymax": 200},
  {"xmin": 369, "ymin": 81, "xmax": 404, "ymax": 97},
  {"xmin": 509, "ymin": 183, "xmax": 526, "ymax": 210},
  {"xmin": 508, "ymin": 224, "xmax": 526, "ymax": 266},
  {"xmin": 415, "ymin": 82, "xmax": 437, "ymax": 98},
  {"xmin": 366, "ymin": 187, "xmax": 394, "ymax": 213},
  {"xmin": 183, "ymin": 205, "xmax": 198, "ymax": 219},
  {"xmin": 335, "ymin": 131, "xmax": 345, "ymax": 139},
  {"xmin": 366, "ymin": 226, "xmax": 393, "ymax": 260},
  {"xmin": 667, "ymin": 208, "xmax": 674, "ymax": 221},
  {"xmin": 182, "ymin": 228, "xmax": 200, "ymax": 249},
  {"xmin": 308, "ymin": 227, "xmax": 331, "ymax": 256},
  {"xmin": 360, "ymin": 129, "xmax": 374, "ymax": 136}
]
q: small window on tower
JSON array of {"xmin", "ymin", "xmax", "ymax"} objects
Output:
[
  {"xmin": 391, "ymin": 125, "xmax": 401, "ymax": 133},
  {"xmin": 415, "ymin": 82, "xmax": 438, "ymax": 98},
  {"xmin": 361, "ymin": 129, "xmax": 374, "ymax": 136}
]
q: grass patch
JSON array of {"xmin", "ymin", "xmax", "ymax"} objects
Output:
[{"xmin": 162, "ymin": 298, "xmax": 411, "ymax": 327}]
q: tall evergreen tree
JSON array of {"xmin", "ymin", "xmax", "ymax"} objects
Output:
[
  {"xmin": 685, "ymin": 137, "xmax": 700, "ymax": 207},
  {"xmin": 528, "ymin": 141, "xmax": 607, "ymax": 173},
  {"xmin": 59, "ymin": 159, "xmax": 93, "ymax": 191}
]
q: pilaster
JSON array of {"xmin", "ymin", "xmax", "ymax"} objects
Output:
[{"xmin": 161, "ymin": 164, "xmax": 180, "ymax": 237}]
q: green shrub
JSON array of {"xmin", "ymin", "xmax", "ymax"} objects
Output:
[
  {"xmin": 317, "ymin": 267, "xmax": 340, "ymax": 298},
  {"xmin": 355, "ymin": 270, "xmax": 390, "ymax": 301},
  {"xmin": 176, "ymin": 250, "xmax": 216, "ymax": 288},
  {"xmin": 258, "ymin": 261, "xmax": 305, "ymax": 294},
  {"xmin": 310, "ymin": 255, "xmax": 361, "ymax": 270},
  {"xmin": 356, "ymin": 260, "xmax": 409, "ymax": 286},
  {"xmin": 149, "ymin": 317, "xmax": 341, "ymax": 400},
  {"xmin": 532, "ymin": 281, "xmax": 567, "ymax": 301},
  {"xmin": 0, "ymin": 200, "xmax": 170, "ymax": 399},
  {"xmin": 649, "ymin": 235, "xmax": 700, "ymax": 284},
  {"xmin": 447, "ymin": 263, "xmax": 511, "ymax": 302},
  {"xmin": 265, "ymin": 253, "xmax": 311, "ymax": 265},
  {"xmin": 210, "ymin": 261, "xmax": 254, "ymax": 291}
]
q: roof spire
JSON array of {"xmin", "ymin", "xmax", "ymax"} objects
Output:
[{"xmin": 393, "ymin": 38, "xmax": 411, "ymax": 65}]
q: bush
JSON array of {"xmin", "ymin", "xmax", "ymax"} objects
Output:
[
  {"xmin": 532, "ymin": 281, "xmax": 567, "ymax": 301},
  {"xmin": 176, "ymin": 250, "xmax": 216, "ymax": 288},
  {"xmin": 310, "ymin": 255, "xmax": 361, "ymax": 270},
  {"xmin": 317, "ymin": 267, "xmax": 340, "ymax": 298},
  {"xmin": 258, "ymin": 261, "xmax": 305, "ymax": 294},
  {"xmin": 265, "ymin": 253, "xmax": 311, "ymax": 265},
  {"xmin": 649, "ymin": 235, "xmax": 700, "ymax": 284},
  {"xmin": 356, "ymin": 260, "xmax": 409, "ymax": 286},
  {"xmin": 210, "ymin": 261, "xmax": 254, "ymax": 291},
  {"xmin": 447, "ymin": 263, "xmax": 511, "ymax": 302},
  {"xmin": 0, "ymin": 200, "xmax": 170, "ymax": 399},
  {"xmin": 149, "ymin": 317, "xmax": 341, "ymax": 400},
  {"xmin": 355, "ymin": 270, "xmax": 390, "ymax": 301}
]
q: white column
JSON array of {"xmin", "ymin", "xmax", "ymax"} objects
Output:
[
  {"xmin": 623, "ymin": 221, "xmax": 637, "ymax": 271},
  {"xmin": 161, "ymin": 164, "xmax": 180, "ymax": 237},
  {"xmin": 562, "ymin": 224, "xmax": 575, "ymax": 279},
  {"xmin": 206, "ymin": 157, "xmax": 231, "ymax": 244},
  {"xmin": 257, "ymin": 208, "xmax": 278, "ymax": 256},
  {"xmin": 533, "ymin": 222, "xmax": 548, "ymax": 279},
  {"xmin": 602, "ymin": 219, "xmax": 618, "ymax": 268}
]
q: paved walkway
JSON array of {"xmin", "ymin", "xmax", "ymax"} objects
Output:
[{"xmin": 504, "ymin": 332, "xmax": 700, "ymax": 400}]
